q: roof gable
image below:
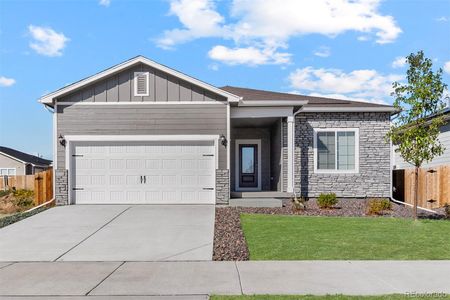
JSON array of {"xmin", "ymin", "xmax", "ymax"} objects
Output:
[
  {"xmin": 39, "ymin": 56, "xmax": 241, "ymax": 105},
  {"xmin": 0, "ymin": 146, "xmax": 52, "ymax": 166}
]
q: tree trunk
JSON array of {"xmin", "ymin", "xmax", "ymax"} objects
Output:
[{"xmin": 414, "ymin": 166, "xmax": 419, "ymax": 221}]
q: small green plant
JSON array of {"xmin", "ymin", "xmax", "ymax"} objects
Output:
[
  {"xmin": 12, "ymin": 189, "xmax": 34, "ymax": 208},
  {"xmin": 367, "ymin": 198, "xmax": 392, "ymax": 215},
  {"xmin": 317, "ymin": 193, "xmax": 338, "ymax": 209}
]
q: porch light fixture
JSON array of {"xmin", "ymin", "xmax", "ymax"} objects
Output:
[
  {"xmin": 219, "ymin": 134, "xmax": 227, "ymax": 147},
  {"xmin": 58, "ymin": 134, "xmax": 66, "ymax": 147}
]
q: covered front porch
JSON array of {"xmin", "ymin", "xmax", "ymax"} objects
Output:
[{"xmin": 229, "ymin": 103, "xmax": 302, "ymax": 201}]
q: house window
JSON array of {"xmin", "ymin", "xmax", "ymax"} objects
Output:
[
  {"xmin": 134, "ymin": 72, "xmax": 150, "ymax": 96},
  {"xmin": 314, "ymin": 128, "xmax": 359, "ymax": 173},
  {"xmin": 0, "ymin": 168, "xmax": 16, "ymax": 176}
]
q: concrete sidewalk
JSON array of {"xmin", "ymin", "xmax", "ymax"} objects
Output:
[{"xmin": 0, "ymin": 261, "xmax": 449, "ymax": 297}]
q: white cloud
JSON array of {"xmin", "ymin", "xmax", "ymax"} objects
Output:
[
  {"xmin": 0, "ymin": 76, "xmax": 16, "ymax": 87},
  {"xmin": 208, "ymin": 45, "xmax": 291, "ymax": 66},
  {"xmin": 208, "ymin": 63, "xmax": 219, "ymax": 71},
  {"xmin": 392, "ymin": 56, "xmax": 406, "ymax": 68},
  {"xmin": 156, "ymin": 0, "xmax": 226, "ymax": 49},
  {"xmin": 313, "ymin": 46, "xmax": 331, "ymax": 58},
  {"xmin": 157, "ymin": 0, "xmax": 402, "ymax": 65},
  {"xmin": 357, "ymin": 35, "xmax": 370, "ymax": 41},
  {"xmin": 99, "ymin": 0, "xmax": 110, "ymax": 6},
  {"xmin": 444, "ymin": 61, "xmax": 450, "ymax": 74},
  {"xmin": 229, "ymin": 0, "xmax": 401, "ymax": 44},
  {"xmin": 288, "ymin": 67, "xmax": 403, "ymax": 103},
  {"xmin": 28, "ymin": 25, "xmax": 69, "ymax": 57},
  {"xmin": 308, "ymin": 92, "xmax": 388, "ymax": 104},
  {"xmin": 436, "ymin": 16, "xmax": 448, "ymax": 22}
]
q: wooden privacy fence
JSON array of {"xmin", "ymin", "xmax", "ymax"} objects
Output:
[
  {"xmin": 0, "ymin": 169, "xmax": 53, "ymax": 205},
  {"xmin": 393, "ymin": 164, "xmax": 449, "ymax": 209}
]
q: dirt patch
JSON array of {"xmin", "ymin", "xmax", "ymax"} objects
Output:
[
  {"xmin": 212, "ymin": 198, "xmax": 444, "ymax": 261},
  {"xmin": 0, "ymin": 190, "xmax": 34, "ymax": 215}
]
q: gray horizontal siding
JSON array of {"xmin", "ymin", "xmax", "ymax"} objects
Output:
[
  {"xmin": 58, "ymin": 63, "xmax": 227, "ymax": 103},
  {"xmin": 56, "ymin": 104, "xmax": 228, "ymax": 169},
  {"xmin": 0, "ymin": 154, "xmax": 26, "ymax": 175},
  {"xmin": 394, "ymin": 122, "xmax": 450, "ymax": 169}
]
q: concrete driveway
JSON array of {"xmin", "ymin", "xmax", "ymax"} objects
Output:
[{"xmin": 0, "ymin": 205, "xmax": 215, "ymax": 262}]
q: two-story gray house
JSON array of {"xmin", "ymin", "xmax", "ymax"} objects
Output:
[{"xmin": 39, "ymin": 56, "xmax": 396, "ymax": 205}]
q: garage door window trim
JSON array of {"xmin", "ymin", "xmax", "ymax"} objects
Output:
[{"xmin": 65, "ymin": 135, "xmax": 220, "ymax": 205}]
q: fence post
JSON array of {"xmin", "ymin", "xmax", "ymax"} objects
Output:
[{"xmin": 34, "ymin": 173, "xmax": 42, "ymax": 205}]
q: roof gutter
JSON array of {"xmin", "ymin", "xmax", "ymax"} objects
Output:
[
  {"xmin": 300, "ymin": 106, "xmax": 398, "ymax": 113},
  {"xmin": 238, "ymin": 100, "xmax": 309, "ymax": 107}
]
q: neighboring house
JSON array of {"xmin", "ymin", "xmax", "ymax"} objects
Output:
[
  {"xmin": 38, "ymin": 56, "xmax": 396, "ymax": 205},
  {"xmin": 0, "ymin": 146, "xmax": 52, "ymax": 175},
  {"xmin": 393, "ymin": 106, "xmax": 450, "ymax": 169}
]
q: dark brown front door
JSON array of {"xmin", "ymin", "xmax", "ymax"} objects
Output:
[{"xmin": 239, "ymin": 144, "xmax": 258, "ymax": 188}]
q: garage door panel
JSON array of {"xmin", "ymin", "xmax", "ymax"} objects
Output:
[
  {"xmin": 72, "ymin": 140, "xmax": 216, "ymax": 204},
  {"xmin": 145, "ymin": 159, "xmax": 160, "ymax": 169},
  {"xmin": 162, "ymin": 159, "xmax": 179, "ymax": 169}
]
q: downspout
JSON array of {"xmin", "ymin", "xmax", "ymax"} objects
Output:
[{"xmin": 43, "ymin": 102, "xmax": 56, "ymax": 201}]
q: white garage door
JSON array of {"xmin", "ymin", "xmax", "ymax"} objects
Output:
[{"xmin": 71, "ymin": 140, "xmax": 216, "ymax": 204}]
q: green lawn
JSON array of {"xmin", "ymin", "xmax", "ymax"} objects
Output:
[
  {"xmin": 240, "ymin": 214, "xmax": 450, "ymax": 260},
  {"xmin": 211, "ymin": 295, "xmax": 449, "ymax": 300}
]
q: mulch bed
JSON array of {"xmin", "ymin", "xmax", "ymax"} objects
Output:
[{"xmin": 213, "ymin": 198, "xmax": 446, "ymax": 261}]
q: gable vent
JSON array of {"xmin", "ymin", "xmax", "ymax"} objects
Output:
[{"xmin": 134, "ymin": 72, "xmax": 149, "ymax": 96}]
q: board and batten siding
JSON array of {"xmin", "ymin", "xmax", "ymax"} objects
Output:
[
  {"xmin": 58, "ymin": 63, "xmax": 227, "ymax": 103},
  {"xmin": 394, "ymin": 121, "xmax": 450, "ymax": 169},
  {"xmin": 56, "ymin": 104, "xmax": 228, "ymax": 169}
]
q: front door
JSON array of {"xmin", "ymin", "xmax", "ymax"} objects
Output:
[{"xmin": 239, "ymin": 144, "xmax": 258, "ymax": 188}]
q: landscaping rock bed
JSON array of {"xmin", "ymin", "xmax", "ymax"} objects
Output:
[
  {"xmin": 230, "ymin": 198, "xmax": 442, "ymax": 218},
  {"xmin": 213, "ymin": 198, "xmax": 445, "ymax": 261},
  {"xmin": 213, "ymin": 207, "xmax": 249, "ymax": 261}
]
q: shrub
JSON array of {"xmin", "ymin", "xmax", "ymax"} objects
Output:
[
  {"xmin": 317, "ymin": 193, "xmax": 338, "ymax": 209},
  {"xmin": 367, "ymin": 198, "xmax": 392, "ymax": 215},
  {"xmin": 0, "ymin": 207, "xmax": 48, "ymax": 229},
  {"xmin": 12, "ymin": 189, "xmax": 34, "ymax": 208}
]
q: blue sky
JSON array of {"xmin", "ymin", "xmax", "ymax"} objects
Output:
[{"xmin": 0, "ymin": 0, "xmax": 449, "ymax": 160}]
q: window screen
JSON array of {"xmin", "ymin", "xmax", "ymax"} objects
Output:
[
  {"xmin": 337, "ymin": 131, "xmax": 355, "ymax": 170},
  {"xmin": 317, "ymin": 132, "xmax": 335, "ymax": 170},
  {"xmin": 316, "ymin": 130, "xmax": 357, "ymax": 172}
]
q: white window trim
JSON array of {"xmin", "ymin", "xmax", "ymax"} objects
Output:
[
  {"xmin": 0, "ymin": 168, "xmax": 16, "ymax": 176},
  {"xmin": 234, "ymin": 139, "xmax": 262, "ymax": 192},
  {"xmin": 313, "ymin": 128, "xmax": 359, "ymax": 174},
  {"xmin": 134, "ymin": 71, "xmax": 150, "ymax": 97},
  {"xmin": 65, "ymin": 135, "xmax": 219, "ymax": 205}
]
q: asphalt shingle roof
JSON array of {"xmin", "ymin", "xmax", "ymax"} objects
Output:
[
  {"xmin": 220, "ymin": 85, "xmax": 394, "ymax": 108},
  {"xmin": 0, "ymin": 146, "xmax": 52, "ymax": 166}
]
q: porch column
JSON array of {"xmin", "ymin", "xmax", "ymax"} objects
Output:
[{"xmin": 287, "ymin": 116, "xmax": 294, "ymax": 193}]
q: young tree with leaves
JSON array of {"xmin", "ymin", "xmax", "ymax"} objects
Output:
[{"xmin": 387, "ymin": 51, "xmax": 448, "ymax": 220}]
